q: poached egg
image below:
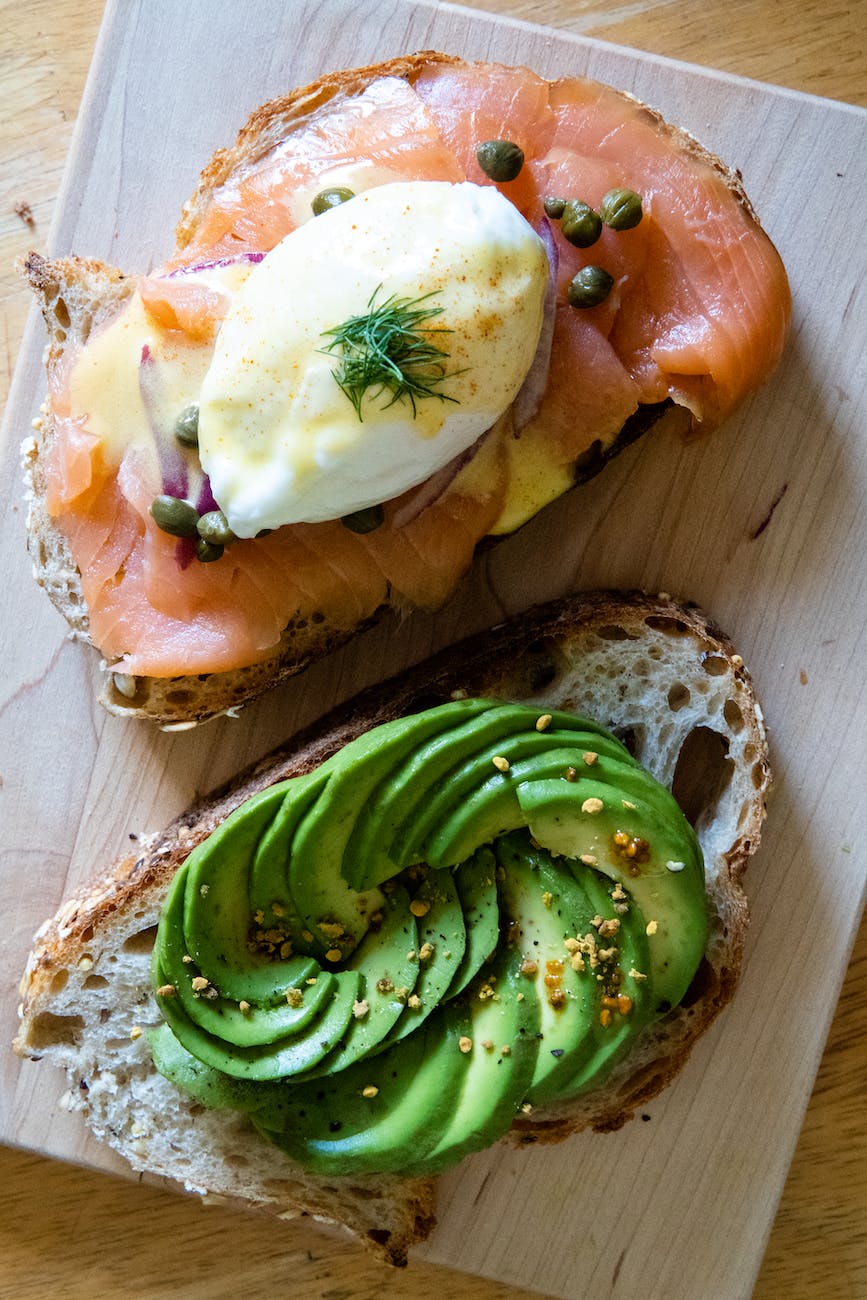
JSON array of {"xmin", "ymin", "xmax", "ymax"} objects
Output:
[{"xmin": 197, "ymin": 181, "xmax": 548, "ymax": 536}]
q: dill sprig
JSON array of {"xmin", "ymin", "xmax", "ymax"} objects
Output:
[{"xmin": 321, "ymin": 287, "xmax": 464, "ymax": 420}]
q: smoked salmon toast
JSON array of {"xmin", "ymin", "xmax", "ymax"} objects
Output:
[{"xmin": 22, "ymin": 53, "xmax": 790, "ymax": 726}]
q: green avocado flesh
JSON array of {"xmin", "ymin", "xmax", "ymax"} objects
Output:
[{"xmin": 152, "ymin": 699, "xmax": 708, "ymax": 1177}]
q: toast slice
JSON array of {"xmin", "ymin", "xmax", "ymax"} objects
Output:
[
  {"xmin": 15, "ymin": 591, "xmax": 770, "ymax": 1264},
  {"xmin": 21, "ymin": 53, "xmax": 790, "ymax": 727}
]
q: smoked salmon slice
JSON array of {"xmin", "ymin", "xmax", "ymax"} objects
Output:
[{"xmin": 36, "ymin": 56, "xmax": 790, "ymax": 692}]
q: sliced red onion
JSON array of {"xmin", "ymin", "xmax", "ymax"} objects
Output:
[
  {"xmin": 139, "ymin": 344, "xmax": 188, "ymax": 499},
  {"xmin": 164, "ymin": 252, "xmax": 266, "ymax": 278},
  {"xmin": 512, "ymin": 218, "xmax": 558, "ymax": 433},
  {"xmin": 196, "ymin": 475, "xmax": 220, "ymax": 516},
  {"xmin": 389, "ymin": 426, "xmax": 495, "ymax": 530}
]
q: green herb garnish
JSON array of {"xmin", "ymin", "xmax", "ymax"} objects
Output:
[{"xmin": 321, "ymin": 287, "xmax": 464, "ymax": 421}]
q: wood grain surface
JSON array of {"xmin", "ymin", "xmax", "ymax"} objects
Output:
[{"xmin": 1, "ymin": 1, "xmax": 865, "ymax": 1297}]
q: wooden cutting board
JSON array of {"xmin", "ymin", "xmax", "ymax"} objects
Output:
[{"xmin": 1, "ymin": 1, "xmax": 865, "ymax": 1297}]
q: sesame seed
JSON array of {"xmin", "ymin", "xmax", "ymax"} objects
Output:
[
  {"xmin": 459, "ymin": 1036, "xmax": 473, "ymax": 1053},
  {"xmin": 666, "ymin": 860, "xmax": 686, "ymax": 872},
  {"xmin": 646, "ymin": 920, "xmax": 658, "ymax": 936},
  {"xmin": 492, "ymin": 754, "xmax": 510, "ymax": 772},
  {"xmin": 582, "ymin": 797, "xmax": 604, "ymax": 815},
  {"xmin": 362, "ymin": 1085, "xmax": 379, "ymax": 1098},
  {"xmin": 129, "ymin": 1026, "xmax": 142, "ymax": 1040},
  {"xmin": 77, "ymin": 956, "xmax": 93, "ymax": 971},
  {"xmin": 580, "ymin": 853, "xmax": 597, "ymax": 866},
  {"xmin": 535, "ymin": 714, "xmax": 552, "ymax": 731}
]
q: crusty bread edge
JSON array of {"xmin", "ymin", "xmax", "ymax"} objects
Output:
[{"xmin": 14, "ymin": 590, "xmax": 770, "ymax": 1260}]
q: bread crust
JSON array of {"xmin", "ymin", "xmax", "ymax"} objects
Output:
[
  {"xmin": 20, "ymin": 53, "xmax": 779, "ymax": 727},
  {"xmin": 15, "ymin": 591, "xmax": 770, "ymax": 1262}
]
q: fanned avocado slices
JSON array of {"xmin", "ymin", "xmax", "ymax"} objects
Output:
[
  {"xmin": 151, "ymin": 699, "xmax": 709, "ymax": 1177},
  {"xmin": 295, "ymin": 885, "xmax": 420, "ymax": 1076},
  {"xmin": 158, "ymin": 865, "xmax": 329, "ymax": 1047},
  {"xmin": 517, "ymin": 770, "xmax": 706, "ymax": 1008},
  {"xmin": 154, "ymin": 963, "xmax": 363, "ymax": 1081},
  {"xmin": 291, "ymin": 699, "xmax": 492, "ymax": 895}
]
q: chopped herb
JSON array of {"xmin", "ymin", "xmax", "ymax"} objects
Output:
[{"xmin": 321, "ymin": 287, "xmax": 464, "ymax": 420}]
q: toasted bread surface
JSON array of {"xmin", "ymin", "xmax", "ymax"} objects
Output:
[{"xmin": 15, "ymin": 592, "xmax": 770, "ymax": 1262}]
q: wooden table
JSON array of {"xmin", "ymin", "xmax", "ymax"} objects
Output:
[{"xmin": 1, "ymin": 1, "xmax": 864, "ymax": 1295}]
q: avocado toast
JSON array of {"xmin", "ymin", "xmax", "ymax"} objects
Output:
[{"xmin": 15, "ymin": 591, "xmax": 769, "ymax": 1263}]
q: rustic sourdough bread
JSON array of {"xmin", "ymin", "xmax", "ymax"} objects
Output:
[
  {"xmin": 15, "ymin": 592, "xmax": 770, "ymax": 1264},
  {"xmin": 21, "ymin": 52, "xmax": 785, "ymax": 728}
]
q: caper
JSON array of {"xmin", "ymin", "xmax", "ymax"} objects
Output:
[
  {"xmin": 599, "ymin": 187, "xmax": 643, "ymax": 230},
  {"xmin": 476, "ymin": 140, "xmax": 524, "ymax": 183},
  {"xmin": 197, "ymin": 509, "xmax": 236, "ymax": 546},
  {"xmin": 560, "ymin": 200, "xmax": 603, "ymax": 249},
  {"xmin": 341, "ymin": 505, "xmax": 384, "ymax": 534},
  {"xmin": 567, "ymin": 266, "xmax": 615, "ymax": 309},
  {"xmin": 195, "ymin": 537, "xmax": 224, "ymax": 563},
  {"xmin": 311, "ymin": 187, "xmax": 355, "ymax": 216},
  {"xmin": 174, "ymin": 404, "xmax": 200, "ymax": 448},
  {"xmin": 543, "ymin": 196, "xmax": 567, "ymax": 219},
  {"xmin": 150, "ymin": 494, "xmax": 200, "ymax": 538}
]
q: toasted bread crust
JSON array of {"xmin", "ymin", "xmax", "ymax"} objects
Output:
[{"xmin": 15, "ymin": 591, "xmax": 770, "ymax": 1260}]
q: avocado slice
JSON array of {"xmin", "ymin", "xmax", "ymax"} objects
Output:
[
  {"xmin": 558, "ymin": 866, "xmax": 654, "ymax": 1094},
  {"xmin": 153, "ymin": 961, "xmax": 363, "ymax": 1081},
  {"xmin": 403, "ymin": 945, "xmax": 541, "ymax": 1177},
  {"xmin": 180, "ymin": 782, "xmax": 295, "ymax": 1002},
  {"xmin": 516, "ymin": 774, "xmax": 707, "ymax": 1008},
  {"xmin": 158, "ymin": 862, "xmax": 331, "ymax": 1047},
  {"xmin": 253, "ymin": 1016, "xmax": 461, "ymax": 1176},
  {"xmin": 494, "ymin": 833, "xmax": 601, "ymax": 1107},
  {"xmin": 405, "ymin": 726, "xmax": 631, "ymax": 870},
  {"xmin": 347, "ymin": 703, "xmax": 555, "ymax": 882},
  {"xmin": 379, "ymin": 867, "xmax": 467, "ymax": 1048},
  {"xmin": 247, "ymin": 766, "xmax": 331, "ymax": 949},
  {"xmin": 443, "ymin": 847, "xmax": 500, "ymax": 1001},
  {"xmin": 295, "ymin": 884, "xmax": 420, "ymax": 1076},
  {"xmin": 292, "ymin": 699, "xmax": 492, "ymax": 897},
  {"xmin": 149, "ymin": 1023, "xmax": 275, "ymax": 1114}
]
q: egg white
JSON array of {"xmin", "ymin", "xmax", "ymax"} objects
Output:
[{"xmin": 197, "ymin": 181, "xmax": 548, "ymax": 536}]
